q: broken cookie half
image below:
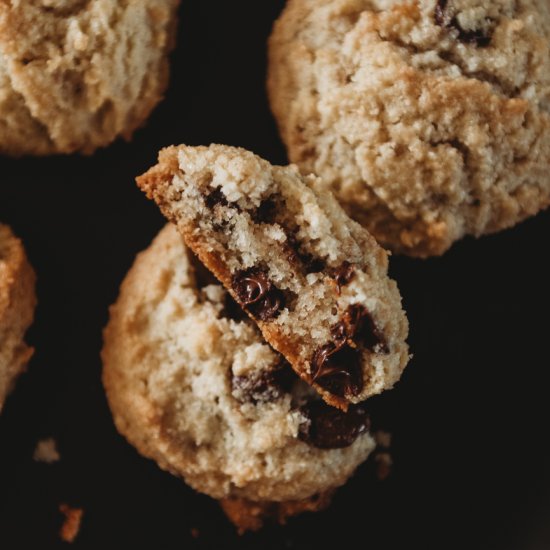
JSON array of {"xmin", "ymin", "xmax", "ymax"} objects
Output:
[{"xmin": 137, "ymin": 144, "xmax": 409, "ymax": 409}]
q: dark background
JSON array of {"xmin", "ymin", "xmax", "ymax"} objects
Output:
[{"xmin": 1, "ymin": 2, "xmax": 549, "ymax": 548}]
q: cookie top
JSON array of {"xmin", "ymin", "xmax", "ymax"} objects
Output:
[
  {"xmin": 268, "ymin": 0, "xmax": 550, "ymax": 257},
  {"xmin": 137, "ymin": 145, "xmax": 409, "ymax": 409},
  {"xmin": 0, "ymin": 0, "xmax": 180, "ymax": 155},
  {"xmin": 102, "ymin": 225, "xmax": 375, "ymax": 505},
  {"xmin": 0, "ymin": 224, "xmax": 36, "ymax": 411}
]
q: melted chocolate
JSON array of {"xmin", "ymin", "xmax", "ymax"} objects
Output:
[
  {"xmin": 435, "ymin": 0, "xmax": 492, "ymax": 47},
  {"xmin": 299, "ymin": 401, "xmax": 370, "ymax": 449},
  {"xmin": 344, "ymin": 304, "xmax": 389, "ymax": 353},
  {"xmin": 310, "ymin": 304, "xmax": 389, "ymax": 399},
  {"xmin": 311, "ymin": 343, "xmax": 363, "ymax": 398},
  {"xmin": 231, "ymin": 268, "xmax": 284, "ymax": 321},
  {"xmin": 331, "ymin": 262, "xmax": 355, "ymax": 292}
]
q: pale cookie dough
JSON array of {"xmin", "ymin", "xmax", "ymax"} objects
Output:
[
  {"xmin": 0, "ymin": 0, "xmax": 180, "ymax": 155},
  {"xmin": 102, "ymin": 225, "xmax": 376, "ymax": 532},
  {"xmin": 0, "ymin": 224, "xmax": 36, "ymax": 412},
  {"xmin": 137, "ymin": 145, "xmax": 409, "ymax": 409},
  {"xmin": 268, "ymin": 0, "xmax": 550, "ymax": 257}
]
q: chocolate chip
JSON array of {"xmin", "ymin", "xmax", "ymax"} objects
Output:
[
  {"xmin": 330, "ymin": 262, "xmax": 355, "ymax": 292},
  {"xmin": 284, "ymin": 234, "xmax": 326, "ymax": 274},
  {"xmin": 344, "ymin": 304, "xmax": 389, "ymax": 353},
  {"xmin": 310, "ymin": 304, "xmax": 389, "ymax": 400},
  {"xmin": 311, "ymin": 343, "xmax": 363, "ymax": 398},
  {"xmin": 205, "ymin": 187, "xmax": 229, "ymax": 209},
  {"xmin": 251, "ymin": 198, "xmax": 277, "ymax": 224},
  {"xmin": 232, "ymin": 362, "xmax": 294, "ymax": 404},
  {"xmin": 231, "ymin": 268, "xmax": 285, "ymax": 321},
  {"xmin": 435, "ymin": 0, "xmax": 492, "ymax": 47},
  {"xmin": 299, "ymin": 401, "xmax": 370, "ymax": 449}
]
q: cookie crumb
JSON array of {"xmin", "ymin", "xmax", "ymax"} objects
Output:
[
  {"xmin": 190, "ymin": 528, "xmax": 200, "ymax": 539},
  {"xmin": 374, "ymin": 430, "xmax": 393, "ymax": 480},
  {"xmin": 374, "ymin": 452, "xmax": 393, "ymax": 481},
  {"xmin": 59, "ymin": 504, "xmax": 83, "ymax": 543},
  {"xmin": 374, "ymin": 430, "xmax": 392, "ymax": 449},
  {"xmin": 33, "ymin": 438, "xmax": 60, "ymax": 464}
]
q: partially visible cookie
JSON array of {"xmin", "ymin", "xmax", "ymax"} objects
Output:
[
  {"xmin": 268, "ymin": 0, "xmax": 550, "ymax": 257},
  {"xmin": 0, "ymin": 0, "xmax": 180, "ymax": 156},
  {"xmin": 137, "ymin": 144, "xmax": 409, "ymax": 410},
  {"xmin": 0, "ymin": 224, "xmax": 36, "ymax": 412},
  {"xmin": 102, "ymin": 225, "xmax": 376, "ymax": 531}
]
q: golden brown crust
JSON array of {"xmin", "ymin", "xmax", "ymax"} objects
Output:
[
  {"xmin": 0, "ymin": 224, "xmax": 36, "ymax": 411},
  {"xmin": 220, "ymin": 491, "xmax": 334, "ymax": 534}
]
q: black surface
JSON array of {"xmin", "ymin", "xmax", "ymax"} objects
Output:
[{"xmin": 1, "ymin": 2, "xmax": 549, "ymax": 549}]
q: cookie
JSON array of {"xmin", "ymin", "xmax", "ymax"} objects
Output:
[
  {"xmin": 268, "ymin": 0, "xmax": 550, "ymax": 257},
  {"xmin": 136, "ymin": 144, "xmax": 409, "ymax": 410},
  {"xmin": 0, "ymin": 224, "xmax": 36, "ymax": 412},
  {"xmin": 0, "ymin": 0, "xmax": 180, "ymax": 156},
  {"xmin": 102, "ymin": 225, "xmax": 376, "ymax": 532}
]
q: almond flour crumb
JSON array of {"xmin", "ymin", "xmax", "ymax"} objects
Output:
[
  {"xmin": 33, "ymin": 438, "xmax": 60, "ymax": 464},
  {"xmin": 374, "ymin": 430, "xmax": 393, "ymax": 481},
  {"xmin": 374, "ymin": 452, "xmax": 393, "ymax": 481},
  {"xmin": 59, "ymin": 504, "xmax": 83, "ymax": 543},
  {"xmin": 374, "ymin": 430, "xmax": 392, "ymax": 449}
]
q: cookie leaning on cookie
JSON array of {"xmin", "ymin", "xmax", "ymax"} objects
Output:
[
  {"xmin": 102, "ymin": 225, "xmax": 376, "ymax": 533},
  {"xmin": 0, "ymin": 0, "xmax": 180, "ymax": 156},
  {"xmin": 268, "ymin": 0, "xmax": 550, "ymax": 257},
  {"xmin": 0, "ymin": 224, "xmax": 36, "ymax": 412},
  {"xmin": 137, "ymin": 144, "xmax": 409, "ymax": 410}
]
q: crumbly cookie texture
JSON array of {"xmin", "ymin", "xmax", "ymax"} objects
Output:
[
  {"xmin": 0, "ymin": 224, "xmax": 36, "ymax": 412},
  {"xmin": 0, "ymin": 0, "xmax": 180, "ymax": 156},
  {"xmin": 102, "ymin": 225, "xmax": 376, "ymax": 530},
  {"xmin": 268, "ymin": 0, "xmax": 550, "ymax": 257},
  {"xmin": 137, "ymin": 145, "xmax": 409, "ymax": 409}
]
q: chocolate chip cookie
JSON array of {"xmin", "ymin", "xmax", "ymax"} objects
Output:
[
  {"xmin": 0, "ymin": 224, "xmax": 36, "ymax": 412},
  {"xmin": 0, "ymin": 0, "xmax": 180, "ymax": 155},
  {"xmin": 137, "ymin": 145, "xmax": 409, "ymax": 409},
  {"xmin": 102, "ymin": 225, "xmax": 376, "ymax": 532},
  {"xmin": 268, "ymin": 0, "xmax": 550, "ymax": 256}
]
